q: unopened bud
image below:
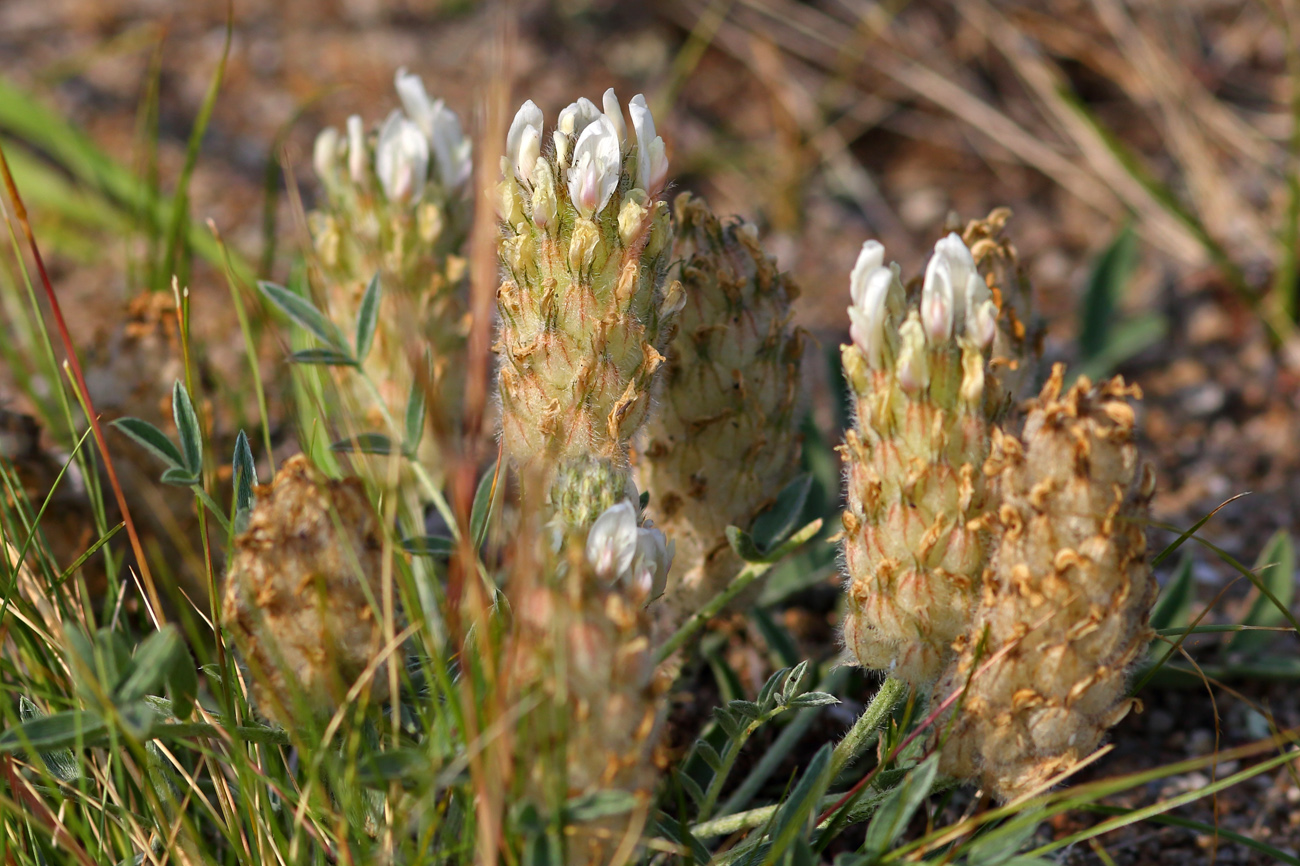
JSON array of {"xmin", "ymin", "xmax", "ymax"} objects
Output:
[
  {"xmin": 531, "ymin": 159, "xmax": 558, "ymax": 230},
  {"xmin": 569, "ymin": 218, "xmax": 600, "ymax": 273}
]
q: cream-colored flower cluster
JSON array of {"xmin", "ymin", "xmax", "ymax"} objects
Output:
[
  {"xmin": 495, "ymin": 89, "xmax": 683, "ymax": 517},
  {"xmin": 310, "ymin": 70, "xmax": 472, "ymax": 456},
  {"xmin": 839, "ymin": 227, "xmax": 1018, "ymax": 685}
]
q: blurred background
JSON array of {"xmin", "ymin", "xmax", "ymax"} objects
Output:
[{"xmin": 2, "ymin": 0, "xmax": 1298, "ymax": 560}]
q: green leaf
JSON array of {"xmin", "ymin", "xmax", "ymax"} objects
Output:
[
  {"xmin": 861, "ymin": 755, "xmax": 939, "ymax": 858},
  {"xmin": 727, "ymin": 525, "xmax": 765, "ymax": 563},
  {"xmin": 1074, "ymin": 313, "xmax": 1167, "ymax": 383},
  {"xmin": 1227, "ymin": 530, "xmax": 1296, "ymax": 657},
  {"xmin": 767, "ymin": 744, "xmax": 834, "ymax": 862},
  {"xmin": 695, "ymin": 739, "xmax": 724, "ymax": 772},
  {"xmin": 111, "ymin": 417, "xmax": 184, "ymax": 471},
  {"xmin": 964, "ymin": 816, "xmax": 1042, "ymax": 866},
  {"xmin": 93, "ymin": 628, "xmax": 133, "ymax": 693},
  {"xmin": 758, "ymin": 665, "xmax": 794, "ymax": 710},
  {"xmin": 729, "ymin": 700, "xmax": 762, "ymax": 720},
  {"xmin": 713, "ymin": 708, "xmax": 742, "ymax": 740},
  {"xmin": 165, "ymin": 648, "xmax": 197, "ymax": 722},
  {"xmin": 1079, "ymin": 222, "xmax": 1138, "ymax": 361},
  {"xmin": 116, "ymin": 627, "xmax": 181, "ymax": 703},
  {"xmin": 289, "ymin": 348, "xmax": 358, "ymax": 367},
  {"xmin": 353, "ymin": 748, "xmax": 432, "ymax": 789},
  {"xmin": 330, "ymin": 434, "xmax": 397, "ymax": 456},
  {"xmin": 676, "ymin": 770, "xmax": 707, "ymax": 807},
  {"xmin": 171, "ymin": 381, "xmax": 203, "ymax": 476},
  {"xmin": 750, "ymin": 474, "xmax": 814, "ymax": 554},
  {"xmin": 404, "ymin": 378, "xmax": 426, "ymax": 449},
  {"xmin": 258, "ymin": 280, "xmax": 347, "ymax": 350},
  {"xmin": 1149, "ymin": 551, "xmax": 1195, "ymax": 631},
  {"xmin": 471, "ymin": 460, "xmax": 501, "ymax": 548},
  {"xmin": 401, "ymin": 535, "xmax": 455, "ymax": 559},
  {"xmin": 355, "ymin": 272, "xmax": 382, "ymax": 362},
  {"xmin": 787, "ymin": 692, "xmax": 838, "ymax": 708},
  {"xmin": 18, "ymin": 697, "xmax": 80, "ymax": 781},
  {"xmin": 565, "ymin": 790, "xmax": 638, "ymax": 822},
  {"xmin": 0, "ymin": 710, "xmax": 108, "ymax": 754},
  {"xmin": 233, "ymin": 429, "xmax": 256, "ymax": 526},
  {"xmin": 160, "ymin": 467, "xmax": 200, "ymax": 486}
]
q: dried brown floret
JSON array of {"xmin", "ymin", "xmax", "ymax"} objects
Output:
[{"xmin": 221, "ymin": 455, "xmax": 389, "ymax": 723}]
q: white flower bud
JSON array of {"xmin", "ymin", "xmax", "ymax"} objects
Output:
[
  {"xmin": 313, "ymin": 126, "xmax": 341, "ymax": 188},
  {"xmin": 559, "ymin": 97, "xmax": 603, "ymax": 138},
  {"xmin": 393, "ymin": 69, "xmax": 473, "ymax": 190},
  {"xmin": 567, "ymin": 115, "xmax": 621, "ymax": 218},
  {"xmin": 847, "ymin": 241, "xmax": 902, "ymax": 367},
  {"xmin": 630, "ymin": 520, "xmax": 674, "ymax": 600},
  {"xmin": 375, "ymin": 111, "xmax": 428, "ymax": 205},
  {"xmin": 969, "ymin": 299, "xmax": 998, "ymax": 349},
  {"xmin": 618, "ymin": 190, "xmax": 650, "ymax": 247},
  {"xmin": 922, "ymin": 233, "xmax": 983, "ymax": 343},
  {"xmin": 346, "ymin": 115, "xmax": 368, "ymax": 186},
  {"xmin": 507, "ymin": 100, "xmax": 544, "ymax": 186},
  {"xmin": 896, "ymin": 314, "xmax": 929, "ymax": 391},
  {"xmin": 586, "ymin": 500, "xmax": 638, "ymax": 580},
  {"xmin": 602, "ymin": 87, "xmax": 627, "ymax": 151},
  {"xmin": 531, "ymin": 159, "xmax": 558, "ymax": 230},
  {"xmin": 629, "ymin": 94, "xmax": 668, "ymax": 194}
]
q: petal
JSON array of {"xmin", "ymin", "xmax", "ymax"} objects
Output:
[
  {"xmin": 506, "ymin": 100, "xmax": 544, "ymax": 182},
  {"xmin": 602, "ymin": 87, "xmax": 627, "ymax": 149}
]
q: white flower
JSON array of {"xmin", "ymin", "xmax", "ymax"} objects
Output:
[
  {"xmin": 586, "ymin": 500, "xmax": 639, "ymax": 580},
  {"xmin": 847, "ymin": 241, "xmax": 902, "ymax": 367},
  {"xmin": 629, "ymin": 520, "xmax": 674, "ymax": 600},
  {"xmin": 375, "ymin": 110, "xmax": 429, "ymax": 205},
  {"xmin": 394, "ymin": 69, "xmax": 472, "ymax": 190},
  {"xmin": 629, "ymin": 94, "xmax": 667, "ymax": 194},
  {"xmin": 313, "ymin": 126, "xmax": 341, "ymax": 187},
  {"xmin": 506, "ymin": 100, "xmax": 544, "ymax": 186},
  {"xmin": 558, "ymin": 97, "xmax": 603, "ymax": 138},
  {"xmin": 555, "ymin": 97, "xmax": 603, "ymax": 168},
  {"xmin": 921, "ymin": 233, "xmax": 985, "ymax": 343},
  {"xmin": 567, "ymin": 114, "xmax": 621, "ymax": 218},
  {"xmin": 346, "ymin": 115, "xmax": 368, "ymax": 186},
  {"xmin": 602, "ymin": 87, "xmax": 627, "ymax": 151}
]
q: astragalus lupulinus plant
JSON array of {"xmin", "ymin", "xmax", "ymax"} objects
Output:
[
  {"xmin": 839, "ymin": 230, "xmax": 1021, "ymax": 686},
  {"xmin": 934, "ymin": 366, "xmax": 1156, "ymax": 801},
  {"xmin": 637, "ymin": 193, "xmax": 806, "ymax": 630},
  {"xmin": 495, "ymin": 89, "xmax": 683, "ymax": 522},
  {"xmin": 310, "ymin": 69, "xmax": 473, "ymax": 463}
]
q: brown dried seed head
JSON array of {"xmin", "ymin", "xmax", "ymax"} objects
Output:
[
  {"xmin": 638, "ymin": 194, "xmax": 807, "ymax": 631},
  {"xmin": 935, "ymin": 365, "xmax": 1155, "ymax": 800},
  {"xmin": 221, "ymin": 455, "xmax": 389, "ymax": 723}
]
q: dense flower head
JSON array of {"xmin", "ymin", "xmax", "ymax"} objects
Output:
[
  {"xmin": 839, "ymin": 221, "xmax": 1033, "ymax": 686},
  {"xmin": 316, "ymin": 69, "xmax": 473, "ymax": 205},
  {"xmin": 495, "ymin": 88, "xmax": 682, "ymax": 512},
  {"xmin": 306, "ymin": 70, "xmax": 474, "ymax": 498}
]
